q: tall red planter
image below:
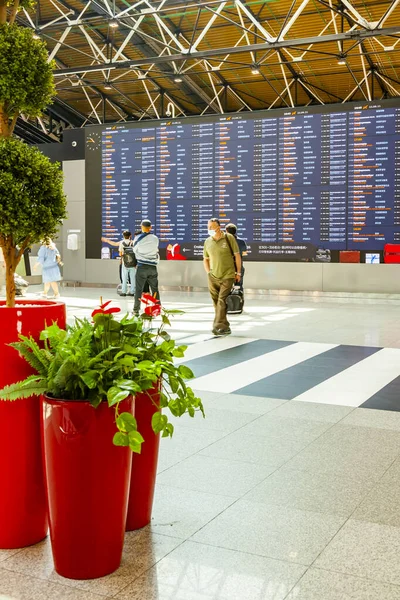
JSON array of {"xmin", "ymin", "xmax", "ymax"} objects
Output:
[
  {"xmin": 126, "ymin": 383, "xmax": 161, "ymax": 531},
  {"xmin": 42, "ymin": 395, "xmax": 134, "ymax": 580},
  {"xmin": 0, "ymin": 300, "xmax": 66, "ymax": 549}
]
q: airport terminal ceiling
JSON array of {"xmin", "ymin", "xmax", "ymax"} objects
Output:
[{"xmin": 12, "ymin": 0, "xmax": 400, "ymax": 137}]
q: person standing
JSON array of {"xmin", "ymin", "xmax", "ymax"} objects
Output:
[
  {"xmin": 225, "ymin": 223, "xmax": 247, "ymax": 290},
  {"xmin": 203, "ymin": 218, "xmax": 241, "ymax": 336},
  {"xmin": 35, "ymin": 239, "xmax": 62, "ymax": 298},
  {"xmin": 132, "ymin": 219, "xmax": 160, "ymax": 315},
  {"xmin": 118, "ymin": 230, "xmax": 136, "ymax": 297}
]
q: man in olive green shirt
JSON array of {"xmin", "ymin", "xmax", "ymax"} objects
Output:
[{"xmin": 203, "ymin": 218, "xmax": 241, "ymax": 336}]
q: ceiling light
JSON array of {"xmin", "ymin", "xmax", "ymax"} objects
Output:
[
  {"xmin": 104, "ymin": 81, "xmax": 112, "ymax": 90},
  {"xmin": 174, "ymin": 77, "xmax": 183, "ymax": 83},
  {"xmin": 109, "ymin": 19, "xmax": 119, "ymax": 28},
  {"xmin": 251, "ymin": 67, "xmax": 260, "ymax": 75},
  {"xmin": 338, "ymin": 56, "xmax": 346, "ymax": 65},
  {"xmin": 32, "ymin": 32, "xmax": 40, "ymax": 39}
]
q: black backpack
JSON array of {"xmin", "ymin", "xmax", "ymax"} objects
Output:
[{"xmin": 122, "ymin": 241, "xmax": 136, "ymax": 268}]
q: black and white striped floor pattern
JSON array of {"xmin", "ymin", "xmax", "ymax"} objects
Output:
[{"xmin": 177, "ymin": 336, "xmax": 400, "ymax": 412}]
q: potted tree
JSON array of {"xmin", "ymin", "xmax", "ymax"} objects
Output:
[
  {"xmin": 0, "ymin": 301, "xmax": 204, "ymax": 579},
  {"xmin": 0, "ymin": 18, "xmax": 67, "ymax": 548}
]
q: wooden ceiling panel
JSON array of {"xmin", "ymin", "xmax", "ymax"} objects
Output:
[{"xmin": 16, "ymin": 0, "xmax": 400, "ymax": 127}]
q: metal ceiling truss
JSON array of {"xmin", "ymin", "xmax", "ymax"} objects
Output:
[{"xmin": 12, "ymin": 0, "xmax": 400, "ymax": 134}]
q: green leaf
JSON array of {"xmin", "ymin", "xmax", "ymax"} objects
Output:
[
  {"xmin": 107, "ymin": 387, "xmax": 129, "ymax": 407},
  {"xmin": 161, "ymin": 422, "xmax": 174, "ymax": 438},
  {"xmin": 113, "ymin": 432, "xmax": 129, "ymax": 447},
  {"xmin": 161, "ymin": 314, "xmax": 171, "ymax": 327},
  {"xmin": 80, "ymin": 370, "xmax": 99, "ymax": 389},
  {"xmin": 159, "ymin": 331, "xmax": 171, "ymax": 341},
  {"xmin": 128, "ymin": 430, "xmax": 144, "ymax": 453},
  {"xmin": 0, "ymin": 377, "xmax": 47, "ymax": 401},
  {"xmin": 116, "ymin": 412, "xmax": 138, "ymax": 433},
  {"xmin": 119, "ymin": 356, "xmax": 135, "ymax": 367},
  {"xmin": 177, "ymin": 365, "xmax": 194, "ymax": 380},
  {"xmin": 151, "ymin": 411, "xmax": 168, "ymax": 434},
  {"xmin": 137, "ymin": 360, "xmax": 154, "ymax": 369},
  {"xmin": 168, "ymin": 375, "xmax": 179, "ymax": 394}
]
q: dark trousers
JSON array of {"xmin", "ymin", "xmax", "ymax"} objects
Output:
[
  {"xmin": 239, "ymin": 266, "xmax": 245, "ymax": 291},
  {"xmin": 208, "ymin": 275, "xmax": 234, "ymax": 330},
  {"xmin": 134, "ymin": 264, "xmax": 160, "ymax": 313}
]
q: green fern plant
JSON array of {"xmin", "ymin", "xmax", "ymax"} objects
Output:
[{"xmin": 0, "ymin": 300, "xmax": 204, "ymax": 452}]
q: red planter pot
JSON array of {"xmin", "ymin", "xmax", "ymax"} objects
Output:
[
  {"xmin": 126, "ymin": 383, "xmax": 161, "ymax": 531},
  {"xmin": 0, "ymin": 300, "xmax": 66, "ymax": 549},
  {"xmin": 42, "ymin": 395, "xmax": 134, "ymax": 580}
]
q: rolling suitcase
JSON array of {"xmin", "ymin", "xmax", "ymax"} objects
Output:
[{"xmin": 226, "ymin": 285, "xmax": 244, "ymax": 314}]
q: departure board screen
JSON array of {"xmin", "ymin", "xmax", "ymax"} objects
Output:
[{"xmin": 85, "ymin": 100, "xmax": 400, "ymax": 261}]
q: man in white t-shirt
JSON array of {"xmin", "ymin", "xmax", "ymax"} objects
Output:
[{"xmin": 132, "ymin": 220, "xmax": 160, "ymax": 315}]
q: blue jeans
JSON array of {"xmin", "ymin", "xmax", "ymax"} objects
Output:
[{"xmin": 121, "ymin": 266, "xmax": 136, "ymax": 294}]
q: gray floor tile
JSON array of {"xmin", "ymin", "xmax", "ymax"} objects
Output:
[
  {"xmin": 160, "ymin": 427, "xmax": 227, "ymax": 455},
  {"xmin": 352, "ymin": 460, "xmax": 400, "ymax": 527},
  {"xmin": 157, "ymin": 428, "xmax": 228, "ymax": 474},
  {"xmin": 191, "ymin": 499, "xmax": 346, "ymax": 566},
  {"xmin": 151, "ymin": 485, "xmax": 235, "ymax": 539},
  {"xmin": 0, "ymin": 567, "xmax": 112, "ymax": 599},
  {"xmin": 157, "ymin": 448, "xmax": 188, "ymax": 474},
  {"xmin": 1, "ymin": 531, "xmax": 181, "ymax": 596},
  {"xmin": 286, "ymin": 568, "xmax": 400, "ymax": 600},
  {"xmin": 288, "ymin": 424, "xmax": 400, "ymax": 480},
  {"xmin": 246, "ymin": 465, "xmax": 375, "ymax": 517},
  {"xmin": 115, "ymin": 541, "xmax": 305, "ymax": 600},
  {"xmin": 341, "ymin": 408, "xmax": 400, "ymax": 431},
  {"xmin": 269, "ymin": 401, "xmax": 354, "ymax": 423},
  {"xmin": 238, "ymin": 414, "xmax": 333, "ymax": 443},
  {"xmin": 191, "ymin": 390, "xmax": 225, "ymax": 402},
  {"xmin": 169, "ymin": 407, "xmax": 259, "ymax": 433},
  {"xmin": 156, "ymin": 455, "xmax": 275, "ymax": 498},
  {"xmin": 207, "ymin": 393, "xmax": 287, "ymax": 415},
  {"xmin": 0, "ymin": 548, "xmax": 21, "ymax": 563},
  {"xmin": 199, "ymin": 430, "xmax": 309, "ymax": 467},
  {"xmin": 314, "ymin": 519, "xmax": 400, "ymax": 586}
]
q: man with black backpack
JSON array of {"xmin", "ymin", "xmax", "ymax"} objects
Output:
[{"xmin": 119, "ymin": 230, "xmax": 136, "ymax": 297}]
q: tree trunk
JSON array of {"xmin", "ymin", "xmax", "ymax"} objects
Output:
[
  {"xmin": 9, "ymin": 0, "xmax": 19, "ymax": 24},
  {"xmin": 0, "ymin": 0, "xmax": 6, "ymax": 24},
  {"xmin": 0, "ymin": 109, "xmax": 10, "ymax": 138},
  {"xmin": 3, "ymin": 241, "xmax": 17, "ymax": 308}
]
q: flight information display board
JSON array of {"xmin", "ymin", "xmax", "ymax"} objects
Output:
[{"xmin": 85, "ymin": 100, "xmax": 400, "ymax": 261}]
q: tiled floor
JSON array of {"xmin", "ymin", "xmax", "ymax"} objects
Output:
[{"xmin": 2, "ymin": 287, "xmax": 400, "ymax": 598}]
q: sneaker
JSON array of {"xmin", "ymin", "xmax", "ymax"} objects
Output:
[
  {"xmin": 212, "ymin": 328, "xmax": 219, "ymax": 336},
  {"xmin": 217, "ymin": 328, "xmax": 231, "ymax": 336},
  {"xmin": 120, "ymin": 293, "xmax": 127, "ymax": 297}
]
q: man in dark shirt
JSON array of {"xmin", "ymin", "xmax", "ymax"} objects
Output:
[{"xmin": 225, "ymin": 223, "xmax": 247, "ymax": 290}]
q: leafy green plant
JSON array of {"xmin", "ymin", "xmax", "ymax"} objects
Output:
[
  {"xmin": 0, "ymin": 137, "xmax": 67, "ymax": 307},
  {"xmin": 0, "ymin": 300, "xmax": 204, "ymax": 452},
  {"xmin": 0, "ymin": 24, "xmax": 55, "ymax": 135},
  {"xmin": 0, "ymin": 19, "xmax": 61, "ymax": 308}
]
